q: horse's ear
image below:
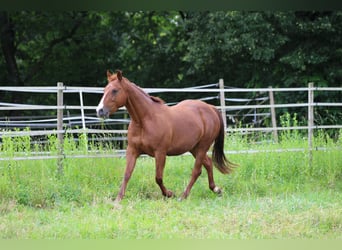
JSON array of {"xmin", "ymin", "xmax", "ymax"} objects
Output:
[
  {"xmin": 116, "ymin": 69, "xmax": 123, "ymax": 81},
  {"xmin": 107, "ymin": 70, "xmax": 113, "ymax": 82}
]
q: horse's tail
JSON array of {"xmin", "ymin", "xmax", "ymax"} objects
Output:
[{"xmin": 212, "ymin": 108, "xmax": 238, "ymax": 174}]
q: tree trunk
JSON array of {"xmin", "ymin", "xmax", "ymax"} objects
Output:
[
  {"xmin": 0, "ymin": 11, "xmax": 23, "ymax": 115},
  {"xmin": 0, "ymin": 11, "xmax": 21, "ymax": 85}
]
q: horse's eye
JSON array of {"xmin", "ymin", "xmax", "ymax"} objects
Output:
[{"xmin": 112, "ymin": 89, "xmax": 118, "ymax": 95}]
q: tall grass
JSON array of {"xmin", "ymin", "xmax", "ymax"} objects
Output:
[
  {"xmin": 0, "ymin": 122, "xmax": 341, "ymax": 207},
  {"xmin": 0, "ymin": 118, "xmax": 341, "ymax": 239}
]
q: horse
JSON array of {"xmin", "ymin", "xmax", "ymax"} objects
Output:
[{"xmin": 96, "ymin": 70, "xmax": 237, "ymax": 203}]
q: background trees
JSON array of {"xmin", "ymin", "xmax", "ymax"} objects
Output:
[
  {"xmin": 1, "ymin": 11, "xmax": 341, "ymax": 123},
  {"xmin": 183, "ymin": 11, "xmax": 342, "ymax": 88},
  {"xmin": 2, "ymin": 11, "xmax": 340, "ymax": 88}
]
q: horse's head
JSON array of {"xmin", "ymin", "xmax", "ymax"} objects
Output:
[{"xmin": 96, "ymin": 70, "xmax": 128, "ymax": 118}]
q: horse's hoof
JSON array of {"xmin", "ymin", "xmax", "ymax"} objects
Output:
[
  {"xmin": 179, "ymin": 191, "xmax": 189, "ymax": 201},
  {"xmin": 112, "ymin": 199, "xmax": 122, "ymax": 210},
  {"xmin": 165, "ymin": 190, "xmax": 174, "ymax": 198},
  {"xmin": 213, "ymin": 186, "xmax": 222, "ymax": 195},
  {"xmin": 113, "ymin": 203, "xmax": 122, "ymax": 210}
]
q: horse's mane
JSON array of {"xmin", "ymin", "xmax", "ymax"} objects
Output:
[
  {"xmin": 150, "ymin": 95, "xmax": 165, "ymax": 104},
  {"xmin": 108, "ymin": 72, "xmax": 165, "ymax": 104},
  {"xmin": 130, "ymin": 81, "xmax": 165, "ymax": 104},
  {"xmin": 129, "ymin": 82, "xmax": 165, "ymax": 104}
]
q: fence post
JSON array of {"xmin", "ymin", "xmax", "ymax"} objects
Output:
[
  {"xmin": 219, "ymin": 79, "xmax": 227, "ymax": 132},
  {"xmin": 123, "ymin": 112, "xmax": 128, "ymax": 148},
  {"xmin": 308, "ymin": 82, "xmax": 314, "ymax": 165},
  {"xmin": 78, "ymin": 90, "xmax": 89, "ymax": 153},
  {"xmin": 268, "ymin": 86, "xmax": 278, "ymax": 143},
  {"xmin": 79, "ymin": 91, "xmax": 86, "ymax": 131},
  {"xmin": 57, "ymin": 82, "xmax": 64, "ymax": 175}
]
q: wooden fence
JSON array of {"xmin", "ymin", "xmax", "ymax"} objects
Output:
[{"xmin": 0, "ymin": 80, "xmax": 341, "ymax": 162}]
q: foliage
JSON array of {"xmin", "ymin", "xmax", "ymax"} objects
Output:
[
  {"xmin": 0, "ymin": 11, "xmax": 341, "ymax": 122},
  {"xmin": 1, "ymin": 11, "xmax": 341, "ymax": 87},
  {"xmin": 183, "ymin": 11, "xmax": 342, "ymax": 87}
]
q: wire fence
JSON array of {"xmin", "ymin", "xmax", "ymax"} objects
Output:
[{"xmin": 1, "ymin": 81, "xmax": 341, "ymax": 162}]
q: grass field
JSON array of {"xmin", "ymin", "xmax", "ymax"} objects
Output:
[{"xmin": 0, "ymin": 127, "xmax": 341, "ymax": 239}]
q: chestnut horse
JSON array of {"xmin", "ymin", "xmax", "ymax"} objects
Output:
[{"xmin": 96, "ymin": 70, "xmax": 237, "ymax": 203}]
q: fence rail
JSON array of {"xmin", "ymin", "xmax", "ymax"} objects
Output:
[{"xmin": 1, "ymin": 81, "xmax": 341, "ymax": 162}]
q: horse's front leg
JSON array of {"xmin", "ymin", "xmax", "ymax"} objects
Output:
[
  {"xmin": 115, "ymin": 146, "xmax": 139, "ymax": 203},
  {"xmin": 180, "ymin": 150, "xmax": 205, "ymax": 200},
  {"xmin": 155, "ymin": 152, "xmax": 174, "ymax": 198}
]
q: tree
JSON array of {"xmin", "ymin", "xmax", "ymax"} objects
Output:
[
  {"xmin": 0, "ymin": 11, "xmax": 187, "ymax": 108},
  {"xmin": 0, "ymin": 12, "xmax": 21, "ymax": 85},
  {"xmin": 181, "ymin": 11, "xmax": 342, "ymax": 127},
  {"xmin": 182, "ymin": 11, "xmax": 342, "ymax": 88},
  {"xmin": 0, "ymin": 11, "xmax": 91, "ymax": 112},
  {"xmin": 0, "ymin": 11, "xmax": 341, "ymax": 125}
]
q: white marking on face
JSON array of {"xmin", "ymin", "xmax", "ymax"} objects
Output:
[{"xmin": 96, "ymin": 91, "xmax": 107, "ymax": 114}]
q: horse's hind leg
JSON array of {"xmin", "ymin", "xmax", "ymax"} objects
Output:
[
  {"xmin": 155, "ymin": 152, "xmax": 174, "ymax": 198},
  {"xmin": 202, "ymin": 156, "xmax": 222, "ymax": 195}
]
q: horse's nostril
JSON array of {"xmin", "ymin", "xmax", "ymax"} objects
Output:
[
  {"xmin": 97, "ymin": 107, "xmax": 110, "ymax": 118},
  {"xmin": 97, "ymin": 108, "xmax": 105, "ymax": 117}
]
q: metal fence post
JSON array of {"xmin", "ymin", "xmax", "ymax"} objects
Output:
[
  {"xmin": 268, "ymin": 86, "xmax": 278, "ymax": 143},
  {"xmin": 79, "ymin": 90, "xmax": 88, "ymax": 153},
  {"xmin": 308, "ymin": 82, "xmax": 314, "ymax": 165},
  {"xmin": 219, "ymin": 79, "xmax": 227, "ymax": 132},
  {"xmin": 57, "ymin": 82, "xmax": 64, "ymax": 175},
  {"xmin": 79, "ymin": 90, "xmax": 86, "ymax": 131}
]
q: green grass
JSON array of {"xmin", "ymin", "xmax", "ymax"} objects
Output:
[
  {"xmin": 0, "ymin": 190, "xmax": 341, "ymax": 239},
  {"xmin": 0, "ymin": 126, "xmax": 341, "ymax": 239}
]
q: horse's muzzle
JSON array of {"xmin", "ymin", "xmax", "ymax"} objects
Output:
[{"xmin": 96, "ymin": 107, "xmax": 109, "ymax": 118}]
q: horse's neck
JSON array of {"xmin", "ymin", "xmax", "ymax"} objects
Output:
[{"xmin": 124, "ymin": 82, "xmax": 156, "ymax": 125}]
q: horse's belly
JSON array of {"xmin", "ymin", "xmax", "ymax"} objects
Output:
[
  {"xmin": 166, "ymin": 148, "xmax": 189, "ymax": 156},
  {"xmin": 166, "ymin": 137, "xmax": 199, "ymax": 156},
  {"xmin": 140, "ymin": 144, "xmax": 187, "ymax": 157}
]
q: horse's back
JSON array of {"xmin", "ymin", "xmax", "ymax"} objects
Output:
[{"xmin": 171, "ymin": 100, "xmax": 218, "ymax": 121}]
